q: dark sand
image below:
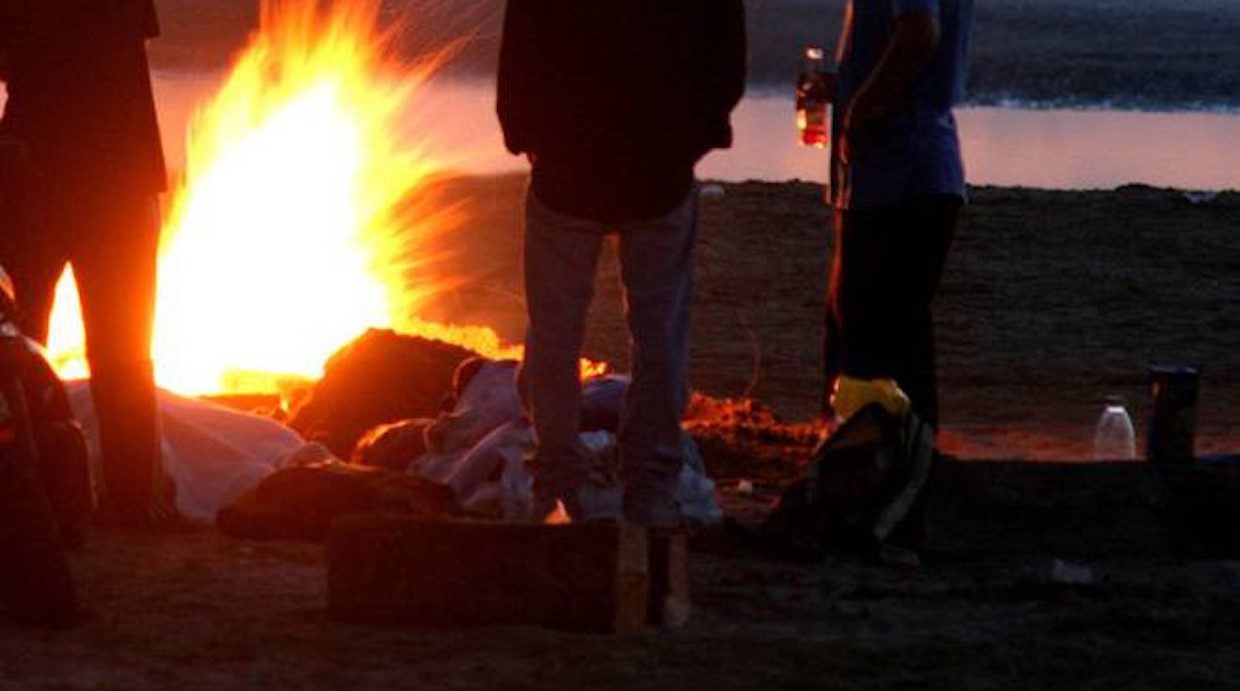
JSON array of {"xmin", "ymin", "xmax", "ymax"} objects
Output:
[
  {"xmin": 5, "ymin": 2, "xmax": 1234, "ymax": 684},
  {"xmin": 2, "ymin": 180, "xmax": 1238, "ymax": 687},
  {"xmin": 419, "ymin": 176, "xmax": 1240, "ymax": 461},
  {"xmin": 3, "ymin": 478, "xmax": 1239, "ymax": 689}
]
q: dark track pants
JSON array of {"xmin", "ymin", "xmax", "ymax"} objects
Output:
[
  {"xmin": 823, "ymin": 194, "xmax": 960, "ymax": 429},
  {"xmin": 0, "ymin": 188, "xmax": 160, "ymax": 527}
]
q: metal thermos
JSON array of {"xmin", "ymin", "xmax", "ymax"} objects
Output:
[{"xmin": 1146, "ymin": 365, "xmax": 1200, "ymax": 466}]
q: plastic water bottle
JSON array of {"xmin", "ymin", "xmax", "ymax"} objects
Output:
[{"xmin": 1094, "ymin": 396, "xmax": 1136, "ymax": 461}]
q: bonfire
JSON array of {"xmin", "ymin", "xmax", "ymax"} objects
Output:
[{"xmin": 46, "ymin": 0, "xmax": 525, "ymax": 398}]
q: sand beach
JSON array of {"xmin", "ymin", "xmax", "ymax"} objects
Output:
[
  {"xmin": 421, "ymin": 176, "xmax": 1240, "ymax": 461},
  {"xmin": 9, "ymin": 179, "xmax": 1237, "ymax": 688},
  {"xmin": 1, "ymin": 0, "xmax": 1238, "ymax": 686}
]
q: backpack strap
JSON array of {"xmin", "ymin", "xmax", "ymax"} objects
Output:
[{"xmin": 871, "ymin": 412, "xmax": 935, "ymax": 543}]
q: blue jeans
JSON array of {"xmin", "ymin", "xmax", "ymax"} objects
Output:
[{"xmin": 520, "ymin": 188, "xmax": 697, "ymax": 526}]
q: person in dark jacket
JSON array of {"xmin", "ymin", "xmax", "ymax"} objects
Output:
[
  {"xmin": 497, "ymin": 0, "xmax": 746, "ymax": 526},
  {"xmin": 0, "ymin": 0, "xmax": 166, "ymax": 528}
]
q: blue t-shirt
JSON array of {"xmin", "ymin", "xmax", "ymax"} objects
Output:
[{"xmin": 831, "ymin": 0, "xmax": 973, "ymax": 209}]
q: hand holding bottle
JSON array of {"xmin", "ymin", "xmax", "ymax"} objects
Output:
[{"xmin": 796, "ymin": 69, "xmax": 836, "ymax": 104}]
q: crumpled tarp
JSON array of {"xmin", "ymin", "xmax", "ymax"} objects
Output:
[
  {"xmin": 65, "ymin": 355, "xmax": 723, "ymax": 527},
  {"xmin": 408, "ymin": 360, "xmax": 723, "ymax": 524},
  {"xmin": 65, "ymin": 381, "xmax": 319, "ymax": 524}
]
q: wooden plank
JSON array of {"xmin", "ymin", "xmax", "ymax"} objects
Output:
[
  {"xmin": 328, "ymin": 515, "xmax": 650, "ymax": 633},
  {"xmin": 647, "ymin": 530, "xmax": 691, "ymax": 629}
]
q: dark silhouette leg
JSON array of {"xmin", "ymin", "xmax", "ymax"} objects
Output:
[
  {"xmin": 823, "ymin": 196, "xmax": 959, "ymax": 429},
  {"xmin": 73, "ymin": 194, "xmax": 161, "ymax": 528}
]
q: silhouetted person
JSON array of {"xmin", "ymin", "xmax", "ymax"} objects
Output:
[
  {"xmin": 0, "ymin": 1, "xmax": 165, "ymax": 528},
  {"xmin": 823, "ymin": 0, "xmax": 974, "ymax": 431},
  {"xmin": 498, "ymin": 0, "xmax": 746, "ymax": 525},
  {"xmin": 0, "ymin": 267, "xmax": 83, "ymax": 627}
]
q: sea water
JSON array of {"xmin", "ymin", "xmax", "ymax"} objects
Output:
[{"xmin": 144, "ymin": 75, "xmax": 1240, "ymax": 192}]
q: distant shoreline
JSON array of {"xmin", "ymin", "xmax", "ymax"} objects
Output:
[
  {"xmin": 148, "ymin": 0, "xmax": 1240, "ymax": 114},
  {"xmin": 149, "ymin": 67, "xmax": 1240, "ymax": 118},
  {"xmin": 741, "ymin": 84, "xmax": 1240, "ymax": 116},
  {"xmin": 145, "ymin": 72, "xmax": 1240, "ymax": 193}
]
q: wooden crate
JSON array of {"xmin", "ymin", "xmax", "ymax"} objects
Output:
[{"xmin": 328, "ymin": 515, "xmax": 658, "ymax": 633}]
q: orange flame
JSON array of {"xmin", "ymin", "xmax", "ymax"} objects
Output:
[{"xmin": 45, "ymin": 0, "xmax": 606, "ymax": 394}]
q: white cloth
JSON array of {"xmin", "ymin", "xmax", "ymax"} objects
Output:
[
  {"xmin": 64, "ymin": 355, "xmax": 723, "ymax": 526},
  {"xmin": 411, "ymin": 360, "xmax": 723, "ymax": 524},
  {"xmin": 65, "ymin": 381, "xmax": 316, "ymax": 524}
]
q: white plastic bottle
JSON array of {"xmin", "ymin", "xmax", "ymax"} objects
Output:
[{"xmin": 1094, "ymin": 396, "xmax": 1137, "ymax": 461}]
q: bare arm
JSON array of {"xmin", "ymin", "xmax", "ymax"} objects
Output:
[{"xmin": 843, "ymin": 10, "xmax": 939, "ymax": 138}]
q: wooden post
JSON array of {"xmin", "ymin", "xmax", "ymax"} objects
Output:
[{"xmin": 647, "ymin": 530, "xmax": 691, "ymax": 629}]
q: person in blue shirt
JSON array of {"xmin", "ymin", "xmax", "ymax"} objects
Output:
[{"xmin": 823, "ymin": 0, "xmax": 974, "ymax": 432}]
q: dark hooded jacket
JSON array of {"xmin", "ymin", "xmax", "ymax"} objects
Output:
[
  {"xmin": 497, "ymin": 0, "xmax": 746, "ymax": 224},
  {"xmin": 0, "ymin": 0, "xmax": 166, "ymax": 195}
]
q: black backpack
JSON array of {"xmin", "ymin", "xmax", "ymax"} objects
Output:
[{"xmin": 759, "ymin": 403, "xmax": 935, "ymax": 559}]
